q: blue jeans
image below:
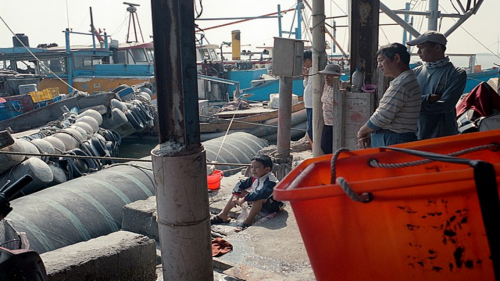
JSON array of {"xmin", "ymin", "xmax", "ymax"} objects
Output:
[
  {"xmin": 306, "ymin": 108, "xmax": 313, "ymax": 141},
  {"xmin": 370, "ymin": 129, "xmax": 417, "ymax": 148}
]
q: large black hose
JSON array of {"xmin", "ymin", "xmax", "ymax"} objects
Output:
[{"xmin": 8, "ymin": 132, "xmax": 268, "ymax": 253}]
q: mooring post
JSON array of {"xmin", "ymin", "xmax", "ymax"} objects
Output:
[{"xmin": 150, "ymin": 1, "xmax": 213, "ymax": 280}]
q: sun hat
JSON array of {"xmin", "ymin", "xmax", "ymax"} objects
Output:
[
  {"xmin": 319, "ymin": 64, "xmax": 344, "ymax": 76},
  {"xmin": 407, "ymin": 31, "xmax": 447, "ymax": 46}
]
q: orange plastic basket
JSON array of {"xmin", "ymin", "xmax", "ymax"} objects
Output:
[{"xmin": 275, "ymin": 130, "xmax": 500, "ymax": 281}]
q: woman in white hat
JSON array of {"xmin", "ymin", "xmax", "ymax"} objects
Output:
[{"xmin": 319, "ymin": 64, "xmax": 343, "ymax": 154}]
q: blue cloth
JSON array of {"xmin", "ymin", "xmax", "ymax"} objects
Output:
[
  {"xmin": 306, "ymin": 108, "xmax": 313, "ymax": 141},
  {"xmin": 370, "ymin": 129, "xmax": 417, "ymax": 148}
]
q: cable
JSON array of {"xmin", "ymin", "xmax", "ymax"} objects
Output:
[{"xmin": 438, "ymin": 4, "xmax": 500, "ymax": 60}]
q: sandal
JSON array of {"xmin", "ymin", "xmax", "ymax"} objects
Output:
[
  {"xmin": 210, "ymin": 215, "xmax": 230, "ymax": 225},
  {"xmin": 235, "ymin": 222, "xmax": 251, "ymax": 232}
]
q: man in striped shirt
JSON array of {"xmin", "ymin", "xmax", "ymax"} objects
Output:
[{"xmin": 357, "ymin": 43, "xmax": 421, "ymax": 148}]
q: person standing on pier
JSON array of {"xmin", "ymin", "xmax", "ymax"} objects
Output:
[
  {"xmin": 407, "ymin": 31, "xmax": 467, "ymax": 140},
  {"xmin": 319, "ymin": 63, "xmax": 343, "ymax": 154},
  {"xmin": 357, "ymin": 43, "xmax": 421, "ymax": 148},
  {"xmin": 302, "ymin": 50, "xmax": 313, "ymax": 145}
]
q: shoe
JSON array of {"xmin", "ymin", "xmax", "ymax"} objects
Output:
[
  {"xmin": 210, "ymin": 215, "xmax": 230, "ymax": 225},
  {"xmin": 235, "ymin": 222, "xmax": 251, "ymax": 232}
]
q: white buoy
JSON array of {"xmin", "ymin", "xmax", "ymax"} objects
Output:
[
  {"xmin": 0, "ymin": 157, "xmax": 54, "ymax": 196},
  {"xmin": 53, "ymin": 132, "xmax": 78, "ymax": 151},
  {"xmin": 47, "ymin": 163, "xmax": 67, "ymax": 186},
  {"xmin": 61, "ymin": 128, "xmax": 84, "ymax": 142},
  {"xmin": 111, "ymin": 99, "xmax": 128, "ymax": 111},
  {"xmin": 138, "ymin": 92, "xmax": 152, "ymax": 101},
  {"xmin": 43, "ymin": 136, "xmax": 66, "ymax": 153},
  {"xmin": 78, "ymin": 109, "xmax": 103, "ymax": 125},
  {"xmin": 70, "ymin": 125, "xmax": 88, "ymax": 141},
  {"xmin": 30, "ymin": 139, "xmax": 56, "ymax": 155},
  {"xmin": 76, "ymin": 116, "xmax": 99, "ymax": 135},
  {"xmin": 73, "ymin": 121, "xmax": 94, "ymax": 136},
  {"xmin": 0, "ymin": 140, "xmax": 25, "ymax": 174},
  {"xmin": 101, "ymin": 108, "xmax": 128, "ymax": 130},
  {"xmin": 16, "ymin": 139, "xmax": 39, "ymax": 159}
]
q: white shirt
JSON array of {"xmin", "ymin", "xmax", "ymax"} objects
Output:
[{"xmin": 303, "ymin": 68, "xmax": 313, "ymax": 108}]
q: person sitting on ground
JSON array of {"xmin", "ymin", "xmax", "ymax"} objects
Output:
[
  {"xmin": 357, "ymin": 43, "xmax": 421, "ymax": 148},
  {"xmin": 210, "ymin": 155, "xmax": 283, "ymax": 232}
]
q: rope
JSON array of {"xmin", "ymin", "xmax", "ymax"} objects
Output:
[
  {"xmin": 370, "ymin": 143, "xmax": 499, "ymax": 168},
  {"xmin": 329, "ymin": 147, "xmax": 372, "ymax": 203},
  {"xmin": 213, "ymin": 98, "xmax": 244, "ymax": 163},
  {"xmin": 0, "ymin": 150, "xmax": 250, "ymax": 166},
  {"xmin": 200, "ymin": 114, "xmax": 307, "ymax": 132}
]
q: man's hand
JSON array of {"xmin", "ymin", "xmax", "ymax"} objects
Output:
[
  {"xmin": 357, "ymin": 124, "xmax": 374, "ymax": 149},
  {"xmin": 429, "ymin": 94, "xmax": 441, "ymax": 103}
]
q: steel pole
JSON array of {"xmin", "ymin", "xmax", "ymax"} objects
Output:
[
  {"xmin": 277, "ymin": 76, "xmax": 293, "ymax": 157},
  {"xmin": 150, "ymin": 0, "xmax": 212, "ymax": 280},
  {"xmin": 428, "ymin": 0, "xmax": 439, "ymax": 31}
]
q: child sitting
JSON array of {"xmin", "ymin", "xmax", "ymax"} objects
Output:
[{"xmin": 210, "ymin": 155, "xmax": 283, "ymax": 231}]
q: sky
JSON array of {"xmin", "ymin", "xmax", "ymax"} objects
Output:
[{"xmin": 1, "ymin": 0, "xmax": 499, "ymax": 66}]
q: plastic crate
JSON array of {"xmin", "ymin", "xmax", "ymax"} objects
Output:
[
  {"xmin": 274, "ymin": 130, "xmax": 500, "ymax": 281},
  {"xmin": 29, "ymin": 88, "xmax": 59, "ymax": 103}
]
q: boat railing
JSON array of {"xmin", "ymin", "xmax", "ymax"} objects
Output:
[{"xmin": 198, "ymin": 74, "xmax": 240, "ymax": 101}]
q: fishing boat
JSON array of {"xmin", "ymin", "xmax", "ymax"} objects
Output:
[{"xmin": 199, "ymin": 99, "xmax": 306, "ymax": 142}]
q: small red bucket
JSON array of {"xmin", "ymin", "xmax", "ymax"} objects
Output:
[{"xmin": 207, "ymin": 170, "xmax": 223, "ymax": 190}]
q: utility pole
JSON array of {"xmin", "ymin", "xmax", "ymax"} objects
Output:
[
  {"xmin": 311, "ymin": 0, "xmax": 327, "ymax": 157},
  {"xmin": 349, "ymin": 0, "xmax": 379, "ymax": 87},
  {"xmin": 150, "ymin": 0, "xmax": 212, "ymax": 280}
]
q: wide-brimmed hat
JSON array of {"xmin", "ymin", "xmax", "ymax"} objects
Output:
[
  {"xmin": 319, "ymin": 64, "xmax": 344, "ymax": 76},
  {"xmin": 407, "ymin": 31, "xmax": 447, "ymax": 46}
]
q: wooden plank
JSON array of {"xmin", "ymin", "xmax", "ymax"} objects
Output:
[{"xmin": 200, "ymin": 102, "xmax": 305, "ymax": 133}]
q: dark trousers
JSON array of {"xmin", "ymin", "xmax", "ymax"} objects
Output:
[{"xmin": 321, "ymin": 125, "xmax": 333, "ymax": 154}]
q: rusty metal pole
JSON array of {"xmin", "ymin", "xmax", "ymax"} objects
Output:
[
  {"xmin": 277, "ymin": 76, "xmax": 292, "ymax": 158},
  {"xmin": 349, "ymin": 0, "xmax": 379, "ymax": 86},
  {"xmin": 312, "ymin": 0, "xmax": 327, "ymax": 157},
  {"xmin": 150, "ymin": 0, "xmax": 212, "ymax": 280}
]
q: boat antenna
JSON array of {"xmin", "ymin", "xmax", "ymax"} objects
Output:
[{"xmin": 124, "ymin": 2, "xmax": 144, "ymax": 43}]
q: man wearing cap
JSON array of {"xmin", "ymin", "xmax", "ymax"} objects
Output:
[
  {"xmin": 407, "ymin": 30, "xmax": 467, "ymax": 140},
  {"xmin": 357, "ymin": 43, "xmax": 421, "ymax": 148},
  {"xmin": 319, "ymin": 63, "xmax": 343, "ymax": 154}
]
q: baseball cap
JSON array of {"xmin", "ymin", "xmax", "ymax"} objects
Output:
[{"xmin": 407, "ymin": 31, "xmax": 447, "ymax": 46}]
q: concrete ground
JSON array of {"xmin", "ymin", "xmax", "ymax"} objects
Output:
[{"xmin": 203, "ymin": 148, "xmax": 316, "ymax": 281}]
